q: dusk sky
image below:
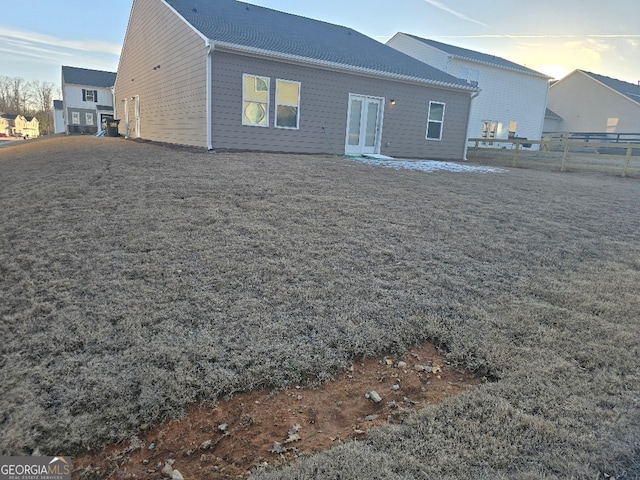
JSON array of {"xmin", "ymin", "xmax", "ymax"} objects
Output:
[{"xmin": 1, "ymin": 0, "xmax": 638, "ymax": 88}]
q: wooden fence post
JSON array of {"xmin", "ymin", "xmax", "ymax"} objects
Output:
[
  {"xmin": 474, "ymin": 139, "xmax": 479, "ymax": 161},
  {"xmin": 561, "ymin": 141, "xmax": 570, "ymax": 172},
  {"xmin": 623, "ymin": 144, "xmax": 632, "ymax": 177},
  {"xmin": 512, "ymin": 141, "xmax": 520, "ymax": 167}
]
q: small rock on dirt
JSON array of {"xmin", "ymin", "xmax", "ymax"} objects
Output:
[
  {"xmin": 161, "ymin": 463, "xmax": 173, "ymax": 478},
  {"xmin": 172, "ymin": 470, "xmax": 184, "ymax": 480},
  {"xmin": 200, "ymin": 439, "xmax": 212, "ymax": 450},
  {"xmin": 367, "ymin": 391, "xmax": 382, "ymax": 403},
  {"xmin": 397, "ymin": 361, "xmax": 407, "ymax": 369}
]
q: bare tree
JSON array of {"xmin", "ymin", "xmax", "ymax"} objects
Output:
[
  {"xmin": 0, "ymin": 76, "xmax": 13, "ymax": 113},
  {"xmin": 30, "ymin": 80, "xmax": 58, "ymax": 134}
]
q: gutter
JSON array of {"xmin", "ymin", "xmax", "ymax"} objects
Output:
[{"xmin": 463, "ymin": 90, "xmax": 481, "ymax": 161}]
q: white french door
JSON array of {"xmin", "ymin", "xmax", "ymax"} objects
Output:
[{"xmin": 345, "ymin": 94, "xmax": 384, "ymax": 156}]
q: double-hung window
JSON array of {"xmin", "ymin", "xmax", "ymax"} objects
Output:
[
  {"xmin": 242, "ymin": 74, "xmax": 269, "ymax": 126},
  {"xmin": 71, "ymin": 112, "xmax": 80, "ymax": 124},
  {"xmin": 426, "ymin": 101, "xmax": 446, "ymax": 141},
  {"xmin": 275, "ymin": 79, "xmax": 300, "ymax": 129},
  {"xmin": 83, "ymin": 89, "xmax": 98, "ymax": 102}
]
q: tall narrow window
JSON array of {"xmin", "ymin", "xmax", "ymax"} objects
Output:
[
  {"xmin": 426, "ymin": 101, "xmax": 445, "ymax": 141},
  {"xmin": 242, "ymin": 74, "xmax": 269, "ymax": 127},
  {"xmin": 71, "ymin": 112, "xmax": 80, "ymax": 124},
  {"xmin": 275, "ymin": 79, "xmax": 300, "ymax": 129},
  {"xmin": 86, "ymin": 113, "xmax": 94, "ymax": 125}
]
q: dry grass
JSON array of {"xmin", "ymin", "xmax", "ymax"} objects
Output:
[{"xmin": 1, "ymin": 136, "xmax": 638, "ymax": 479}]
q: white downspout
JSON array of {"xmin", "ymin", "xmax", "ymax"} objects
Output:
[
  {"xmin": 463, "ymin": 90, "xmax": 480, "ymax": 161},
  {"xmin": 206, "ymin": 41, "xmax": 214, "ymax": 151}
]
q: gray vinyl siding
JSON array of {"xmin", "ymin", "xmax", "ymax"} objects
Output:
[
  {"xmin": 115, "ymin": 0, "xmax": 207, "ymax": 147},
  {"xmin": 211, "ymin": 50, "xmax": 471, "ymax": 160}
]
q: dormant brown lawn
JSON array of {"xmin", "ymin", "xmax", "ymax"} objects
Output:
[{"xmin": 1, "ymin": 136, "xmax": 638, "ymax": 479}]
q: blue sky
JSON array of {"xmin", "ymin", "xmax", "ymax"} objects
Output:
[{"xmin": 1, "ymin": 0, "xmax": 638, "ymax": 89}]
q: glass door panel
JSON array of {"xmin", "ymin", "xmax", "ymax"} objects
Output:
[{"xmin": 348, "ymin": 99, "xmax": 363, "ymax": 146}]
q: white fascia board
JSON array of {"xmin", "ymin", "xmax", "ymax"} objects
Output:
[
  {"xmin": 578, "ymin": 70, "xmax": 640, "ymax": 108},
  {"xmin": 160, "ymin": 0, "xmax": 209, "ymax": 44},
  {"xmin": 212, "ymin": 41, "xmax": 477, "ymax": 94},
  {"xmin": 449, "ymin": 55, "xmax": 551, "ymax": 80}
]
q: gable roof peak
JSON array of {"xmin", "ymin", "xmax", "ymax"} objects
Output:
[{"xmin": 578, "ymin": 70, "xmax": 640, "ymax": 104}]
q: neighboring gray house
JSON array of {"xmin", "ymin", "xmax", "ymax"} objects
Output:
[
  {"xmin": 387, "ymin": 33, "xmax": 551, "ymax": 146},
  {"xmin": 62, "ymin": 66, "xmax": 116, "ymax": 134},
  {"xmin": 53, "ymin": 100, "xmax": 65, "ymax": 134},
  {"xmin": 114, "ymin": 0, "xmax": 477, "ymax": 159},
  {"xmin": 546, "ymin": 70, "xmax": 640, "ymax": 133}
]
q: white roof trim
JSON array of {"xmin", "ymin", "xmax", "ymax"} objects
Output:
[
  {"xmin": 577, "ymin": 70, "xmax": 640, "ymax": 108},
  {"xmin": 213, "ymin": 41, "xmax": 477, "ymax": 93},
  {"xmin": 160, "ymin": 0, "xmax": 209, "ymax": 43},
  {"xmin": 399, "ymin": 33, "xmax": 550, "ymax": 80},
  {"xmin": 449, "ymin": 55, "xmax": 551, "ymax": 79}
]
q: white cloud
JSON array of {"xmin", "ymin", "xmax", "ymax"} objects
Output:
[
  {"xmin": 0, "ymin": 27, "xmax": 121, "ymax": 56},
  {"xmin": 421, "ymin": 0, "xmax": 489, "ymax": 28}
]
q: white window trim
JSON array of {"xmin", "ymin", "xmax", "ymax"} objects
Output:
[
  {"xmin": 71, "ymin": 111, "xmax": 80, "ymax": 125},
  {"xmin": 426, "ymin": 101, "xmax": 446, "ymax": 141},
  {"xmin": 86, "ymin": 113, "xmax": 94, "ymax": 126},
  {"xmin": 275, "ymin": 79, "xmax": 301, "ymax": 130},
  {"xmin": 242, "ymin": 74, "xmax": 270, "ymax": 127}
]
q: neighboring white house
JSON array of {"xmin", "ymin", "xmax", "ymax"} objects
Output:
[
  {"xmin": 546, "ymin": 70, "xmax": 640, "ymax": 134},
  {"xmin": 387, "ymin": 33, "xmax": 551, "ymax": 147},
  {"xmin": 53, "ymin": 100, "xmax": 65, "ymax": 134},
  {"xmin": 61, "ymin": 66, "xmax": 116, "ymax": 134}
]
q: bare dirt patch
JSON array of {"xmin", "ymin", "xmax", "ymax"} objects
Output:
[{"xmin": 73, "ymin": 343, "xmax": 478, "ymax": 479}]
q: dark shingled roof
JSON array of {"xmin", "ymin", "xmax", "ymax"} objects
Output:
[
  {"xmin": 62, "ymin": 66, "xmax": 116, "ymax": 88},
  {"xmin": 164, "ymin": 0, "xmax": 473, "ymax": 90},
  {"xmin": 581, "ymin": 70, "xmax": 640, "ymax": 104},
  {"xmin": 401, "ymin": 34, "xmax": 549, "ymax": 78}
]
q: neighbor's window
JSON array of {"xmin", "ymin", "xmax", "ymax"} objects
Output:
[
  {"xmin": 83, "ymin": 89, "xmax": 97, "ymax": 102},
  {"xmin": 242, "ymin": 74, "xmax": 269, "ymax": 126},
  {"xmin": 86, "ymin": 113, "xmax": 94, "ymax": 126},
  {"xmin": 460, "ymin": 67, "xmax": 480, "ymax": 86},
  {"xmin": 275, "ymin": 79, "xmax": 300, "ymax": 129},
  {"xmin": 426, "ymin": 101, "xmax": 445, "ymax": 140},
  {"xmin": 71, "ymin": 111, "xmax": 80, "ymax": 124}
]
